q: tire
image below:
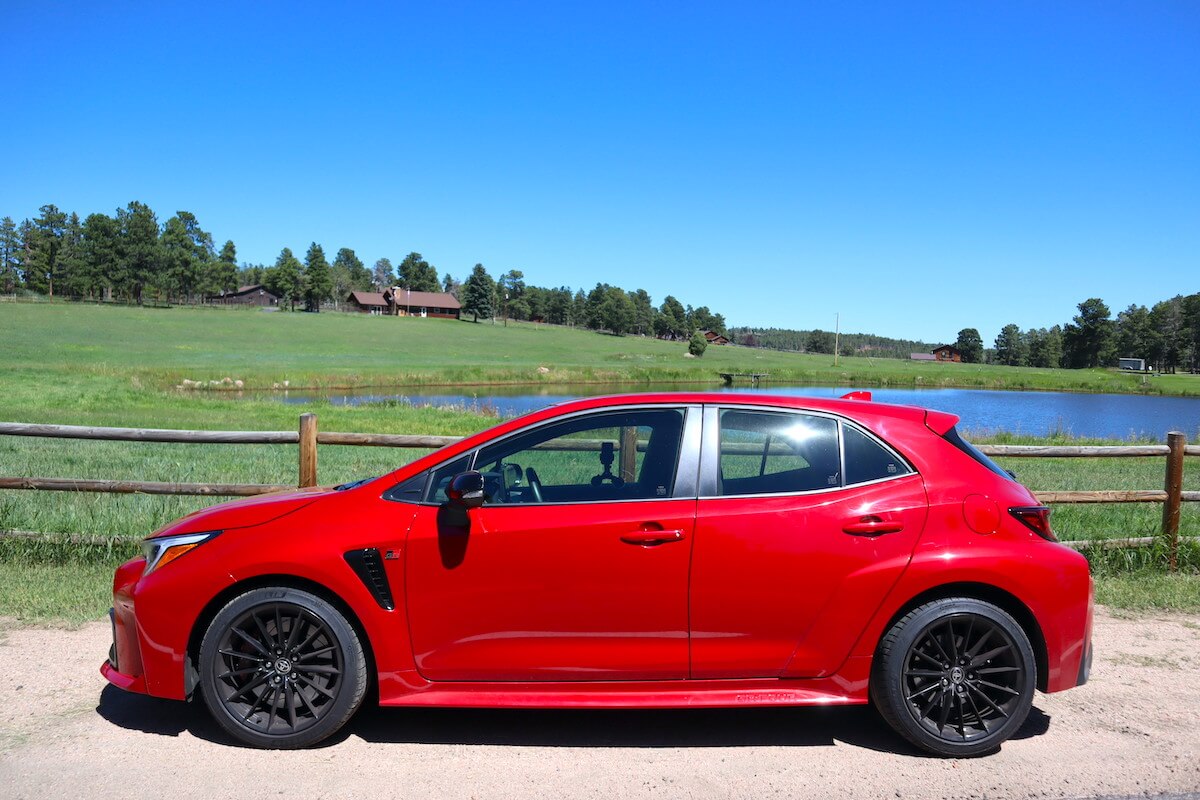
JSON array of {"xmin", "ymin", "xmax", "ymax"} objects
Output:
[
  {"xmin": 199, "ymin": 586, "xmax": 367, "ymax": 749},
  {"xmin": 871, "ymin": 598, "xmax": 1036, "ymax": 757}
]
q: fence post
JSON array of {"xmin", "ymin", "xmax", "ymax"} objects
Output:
[
  {"xmin": 1162, "ymin": 430, "xmax": 1186, "ymax": 572},
  {"xmin": 299, "ymin": 413, "xmax": 318, "ymax": 488}
]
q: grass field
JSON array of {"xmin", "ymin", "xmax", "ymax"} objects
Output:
[{"xmin": 1, "ymin": 301, "xmax": 1198, "ymax": 619}]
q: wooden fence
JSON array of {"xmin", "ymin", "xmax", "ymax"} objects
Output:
[{"xmin": 1, "ymin": 417, "xmax": 1196, "ymax": 567}]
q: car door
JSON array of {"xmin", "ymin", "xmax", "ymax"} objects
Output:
[
  {"xmin": 689, "ymin": 405, "xmax": 928, "ymax": 679},
  {"xmin": 404, "ymin": 404, "xmax": 701, "ymax": 682}
]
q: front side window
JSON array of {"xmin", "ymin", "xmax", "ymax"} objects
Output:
[
  {"xmin": 473, "ymin": 408, "xmax": 686, "ymax": 505},
  {"xmin": 718, "ymin": 410, "xmax": 840, "ymax": 495}
]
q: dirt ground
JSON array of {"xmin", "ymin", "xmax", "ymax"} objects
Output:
[{"xmin": 1, "ymin": 608, "xmax": 1198, "ymax": 800}]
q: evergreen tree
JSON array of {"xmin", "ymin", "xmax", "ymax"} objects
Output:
[
  {"xmin": 397, "ymin": 252, "xmax": 440, "ymax": 292},
  {"xmin": 460, "ymin": 263, "xmax": 495, "ymax": 322},
  {"xmin": 0, "ymin": 216, "xmax": 20, "ymax": 293},
  {"xmin": 333, "ymin": 248, "xmax": 370, "ymax": 292},
  {"xmin": 303, "ymin": 242, "xmax": 333, "ymax": 311},
  {"xmin": 442, "ymin": 271, "xmax": 460, "ymax": 297},
  {"xmin": 81, "ymin": 213, "xmax": 121, "ymax": 299},
  {"xmin": 994, "ymin": 324, "xmax": 1027, "ymax": 366},
  {"xmin": 657, "ymin": 295, "xmax": 688, "ymax": 339},
  {"xmin": 116, "ymin": 201, "xmax": 161, "ymax": 304},
  {"xmin": 26, "ymin": 204, "xmax": 68, "ymax": 296},
  {"xmin": 205, "ymin": 239, "xmax": 238, "ymax": 296},
  {"xmin": 954, "ymin": 328, "xmax": 984, "ymax": 363},
  {"xmin": 372, "ymin": 258, "xmax": 395, "ymax": 290},
  {"xmin": 598, "ymin": 286, "xmax": 635, "ymax": 335},
  {"xmin": 1114, "ymin": 304, "xmax": 1158, "ymax": 363},
  {"xmin": 499, "ymin": 269, "xmax": 527, "ymax": 321},
  {"xmin": 629, "ymin": 289, "xmax": 655, "ymax": 335},
  {"xmin": 161, "ymin": 211, "xmax": 214, "ymax": 302},
  {"xmin": 571, "ymin": 289, "xmax": 587, "ymax": 327},
  {"xmin": 59, "ymin": 212, "xmax": 87, "ymax": 297},
  {"xmin": 688, "ymin": 330, "xmax": 709, "ymax": 357},
  {"xmin": 265, "ymin": 247, "xmax": 304, "ymax": 310},
  {"xmin": 1061, "ymin": 298, "xmax": 1114, "ymax": 368}
]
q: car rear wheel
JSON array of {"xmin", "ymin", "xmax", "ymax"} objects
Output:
[
  {"xmin": 871, "ymin": 598, "xmax": 1035, "ymax": 757},
  {"xmin": 199, "ymin": 587, "xmax": 367, "ymax": 749}
]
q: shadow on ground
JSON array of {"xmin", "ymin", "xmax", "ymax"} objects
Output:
[{"xmin": 96, "ymin": 685, "xmax": 1051, "ymax": 756}]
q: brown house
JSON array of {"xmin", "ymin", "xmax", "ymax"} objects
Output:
[
  {"xmin": 383, "ymin": 288, "xmax": 461, "ymax": 319},
  {"xmin": 932, "ymin": 345, "xmax": 962, "ymax": 362},
  {"xmin": 701, "ymin": 330, "xmax": 731, "ymax": 345},
  {"xmin": 208, "ymin": 284, "xmax": 281, "ymax": 307},
  {"xmin": 346, "ymin": 291, "xmax": 391, "ymax": 314}
]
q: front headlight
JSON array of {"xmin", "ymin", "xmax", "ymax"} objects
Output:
[{"xmin": 142, "ymin": 531, "xmax": 219, "ymax": 575}]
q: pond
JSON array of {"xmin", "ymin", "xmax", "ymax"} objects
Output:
[{"xmin": 272, "ymin": 383, "xmax": 1200, "ymax": 442}]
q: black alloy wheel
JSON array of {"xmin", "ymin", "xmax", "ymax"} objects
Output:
[
  {"xmin": 872, "ymin": 598, "xmax": 1035, "ymax": 757},
  {"xmin": 199, "ymin": 587, "xmax": 367, "ymax": 748}
]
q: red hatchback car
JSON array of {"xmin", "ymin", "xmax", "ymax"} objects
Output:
[{"xmin": 103, "ymin": 393, "xmax": 1093, "ymax": 756}]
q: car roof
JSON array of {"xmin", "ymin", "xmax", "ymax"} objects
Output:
[{"xmin": 538, "ymin": 392, "xmax": 946, "ymax": 427}]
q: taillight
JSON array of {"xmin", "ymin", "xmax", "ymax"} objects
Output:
[{"xmin": 1009, "ymin": 506, "xmax": 1055, "ymax": 541}]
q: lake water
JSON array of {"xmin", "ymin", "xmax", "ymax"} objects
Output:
[{"xmin": 275, "ymin": 383, "xmax": 1200, "ymax": 441}]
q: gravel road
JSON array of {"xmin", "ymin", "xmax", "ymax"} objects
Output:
[{"xmin": 1, "ymin": 607, "xmax": 1198, "ymax": 800}]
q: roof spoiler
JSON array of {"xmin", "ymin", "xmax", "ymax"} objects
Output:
[
  {"xmin": 840, "ymin": 391, "xmax": 872, "ymax": 401},
  {"xmin": 924, "ymin": 409, "xmax": 959, "ymax": 436}
]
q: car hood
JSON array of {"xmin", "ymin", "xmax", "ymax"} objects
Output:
[{"xmin": 148, "ymin": 487, "xmax": 334, "ymax": 538}]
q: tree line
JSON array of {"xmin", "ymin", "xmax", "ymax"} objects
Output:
[
  {"xmin": 977, "ymin": 296, "xmax": 1200, "ymax": 373},
  {"xmin": 0, "ymin": 201, "xmax": 727, "ymax": 337},
  {"xmin": 725, "ymin": 327, "xmax": 938, "ymax": 360}
]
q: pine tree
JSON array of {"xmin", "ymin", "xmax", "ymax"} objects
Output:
[
  {"xmin": 0, "ymin": 217, "xmax": 19, "ymax": 293},
  {"xmin": 303, "ymin": 242, "xmax": 333, "ymax": 312},
  {"xmin": 372, "ymin": 258, "xmax": 395, "ymax": 290},
  {"xmin": 460, "ymin": 263, "xmax": 495, "ymax": 322},
  {"xmin": 116, "ymin": 201, "xmax": 162, "ymax": 304},
  {"xmin": 265, "ymin": 247, "xmax": 304, "ymax": 310}
]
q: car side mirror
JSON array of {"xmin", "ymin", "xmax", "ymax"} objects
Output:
[{"xmin": 446, "ymin": 471, "xmax": 485, "ymax": 509}]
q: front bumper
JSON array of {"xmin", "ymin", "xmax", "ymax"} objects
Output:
[{"xmin": 102, "ymin": 558, "xmax": 150, "ymax": 696}]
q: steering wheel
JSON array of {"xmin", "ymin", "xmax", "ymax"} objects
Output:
[{"xmin": 525, "ymin": 467, "xmax": 544, "ymax": 503}]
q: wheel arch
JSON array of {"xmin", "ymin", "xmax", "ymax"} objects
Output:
[
  {"xmin": 873, "ymin": 581, "xmax": 1049, "ymax": 693},
  {"xmin": 185, "ymin": 574, "xmax": 378, "ymax": 700}
]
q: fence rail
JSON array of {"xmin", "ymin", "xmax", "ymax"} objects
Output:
[{"xmin": 1, "ymin": 416, "xmax": 1195, "ymax": 567}]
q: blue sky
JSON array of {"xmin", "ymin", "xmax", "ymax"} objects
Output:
[{"xmin": 3, "ymin": 1, "xmax": 1197, "ymax": 343}]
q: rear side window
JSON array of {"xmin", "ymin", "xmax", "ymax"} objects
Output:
[
  {"xmin": 718, "ymin": 410, "xmax": 840, "ymax": 495},
  {"xmin": 943, "ymin": 427, "xmax": 1013, "ymax": 480},
  {"xmin": 843, "ymin": 424, "xmax": 912, "ymax": 485}
]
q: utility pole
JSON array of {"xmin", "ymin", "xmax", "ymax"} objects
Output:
[{"xmin": 834, "ymin": 312, "xmax": 840, "ymax": 366}]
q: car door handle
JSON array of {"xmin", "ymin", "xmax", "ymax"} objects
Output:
[
  {"xmin": 620, "ymin": 529, "xmax": 687, "ymax": 546},
  {"xmin": 842, "ymin": 516, "xmax": 904, "ymax": 536}
]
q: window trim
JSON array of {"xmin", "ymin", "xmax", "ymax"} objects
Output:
[
  {"xmin": 383, "ymin": 404, "xmax": 702, "ymax": 506},
  {"xmin": 699, "ymin": 404, "xmax": 917, "ymax": 500}
]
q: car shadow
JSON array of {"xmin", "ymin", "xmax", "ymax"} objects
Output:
[{"xmin": 96, "ymin": 685, "xmax": 1054, "ymax": 755}]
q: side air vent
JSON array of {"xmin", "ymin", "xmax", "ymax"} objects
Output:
[{"xmin": 343, "ymin": 548, "xmax": 395, "ymax": 610}]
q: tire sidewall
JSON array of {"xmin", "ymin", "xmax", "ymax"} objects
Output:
[
  {"xmin": 199, "ymin": 586, "xmax": 366, "ymax": 749},
  {"xmin": 872, "ymin": 598, "xmax": 1036, "ymax": 757}
]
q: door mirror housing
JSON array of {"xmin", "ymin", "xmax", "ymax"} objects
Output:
[{"xmin": 446, "ymin": 471, "xmax": 485, "ymax": 509}]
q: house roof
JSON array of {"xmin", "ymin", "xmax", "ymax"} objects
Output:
[
  {"xmin": 348, "ymin": 291, "xmax": 389, "ymax": 307},
  {"xmin": 932, "ymin": 344, "xmax": 960, "ymax": 353},
  {"xmin": 208, "ymin": 284, "xmax": 278, "ymax": 299},
  {"xmin": 909, "ymin": 353, "xmax": 937, "ymax": 361},
  {"xmin": 388, "ymin": 289, "xmax": 461, "ymax": 309}
]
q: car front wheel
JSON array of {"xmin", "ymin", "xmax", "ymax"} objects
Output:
[
  {"xmin": 199, "ymin": 587, "xmax": 367, "ymax": 749},
  {"xmin": 871, "ymin": 598, "xmax": 1036, "ymax": 757}
]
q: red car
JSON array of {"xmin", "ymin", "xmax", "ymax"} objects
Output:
[{"xmin": 103, "ymin": 393, "xmax": 1092, "ymax": 756}]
